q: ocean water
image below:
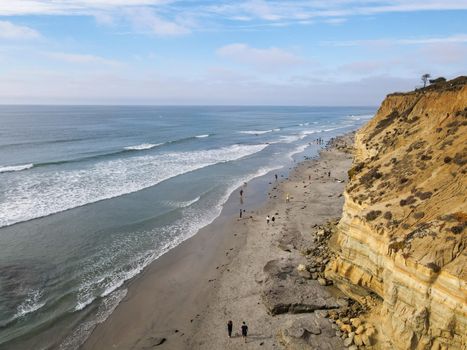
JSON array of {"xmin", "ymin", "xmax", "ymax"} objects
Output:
[{"xmin": 0, "ymin": 106, "xmax": 375, "ymax": 349}]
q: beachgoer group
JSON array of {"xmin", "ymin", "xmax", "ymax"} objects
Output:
[{"xmin": 226, "ymin": 320, "xmax": 249, "ymax": 343}]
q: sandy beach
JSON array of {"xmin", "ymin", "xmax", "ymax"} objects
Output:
[{"xmin": 82, "ymin": 133, "xmax": 355, "ymax": 350}]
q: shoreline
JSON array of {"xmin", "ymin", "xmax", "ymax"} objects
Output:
[{"xmin": 81, "ymin": 132, "xmax": 356, "ymax": 350}]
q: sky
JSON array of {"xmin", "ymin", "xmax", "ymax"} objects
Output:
[{"xmin": 0, "ymin": 0, "xmax": 466, "ymax": 105}]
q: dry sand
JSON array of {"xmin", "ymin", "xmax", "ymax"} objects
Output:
[{"xmin": 81, "ymin": 133, "xmax": 355, "ymax": 350}]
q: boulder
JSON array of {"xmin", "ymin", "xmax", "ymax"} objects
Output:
[
  {"xmin": 343, "ymin": 337, "xmax": 353, "ymax": 347},
  {"xmin": 355, "ymin": 325, "xmax": 365, "ymax": 335},
  {"xmin": 350, "ymin": 317, "xmax": 361, "ymax": 328},
  {"xmin": 279, "ymin": 315, "xmax": 346, "ymax": 350},
  {"xmin": 262, "ymin": 259, "xmax": 340, "ymax": 315}
]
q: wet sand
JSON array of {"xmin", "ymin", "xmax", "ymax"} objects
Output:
[{"xmin": 81, "ymin": 133, "xmax": 354, "ymax": 350}]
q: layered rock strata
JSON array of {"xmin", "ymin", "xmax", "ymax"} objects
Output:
[{"xmin": 326, "ymin": 77, "xmax": 467, "ymax": 349}]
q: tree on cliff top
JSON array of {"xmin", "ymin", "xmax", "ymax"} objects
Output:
[
  {"xmin": 429, "ymin": 77, "xmax": 446, "ymax": 84},
  {"xmin": 421, "ymin": 73, "xmax": 431, "ymax": 88}
]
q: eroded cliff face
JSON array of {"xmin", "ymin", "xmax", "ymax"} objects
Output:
[{"xmin": 326, "ymin": 77, "xmax": 467, "ymax": 350}]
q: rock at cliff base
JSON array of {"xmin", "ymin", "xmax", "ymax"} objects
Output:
[{"xmin": 262, "ymin": 259, "xmax": 340, "ymax": 315}]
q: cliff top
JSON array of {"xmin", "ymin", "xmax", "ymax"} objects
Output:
[{"xmin": 389, "ymin": 75, "xmax": 467, "ymax": 96}]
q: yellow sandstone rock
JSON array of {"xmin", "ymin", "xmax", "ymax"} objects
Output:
[
  {"xmin": 326, "ymin": 77, "xmax": 467, "ymax": 349},
  {"xmin": 362, "ymin": 333, "xmax": 372, "ymax": 346},
  {"xmin": 340, "ymin": 324, "xmax": 352, "ymax": 333},
  {"xmin": 365, "ymin": 326, "xmax": 376, "ymax": 337},
  {"xmin": 355, "ymin": 325, "xmax": 365, "ymax": 335},
  {"xmin": 354, "ymin": 334, "xmax": 363, "ymax": 346},
  {"xmin": 351, "ymin": 317, "xmax": 362, "ymax": 328}
]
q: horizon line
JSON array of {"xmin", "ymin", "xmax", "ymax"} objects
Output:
[{"xmin": 0, "ymin": 103, "xmax": 378, "ymax": 108}]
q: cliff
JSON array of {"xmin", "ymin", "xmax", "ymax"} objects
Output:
[{"xmin": 326, "ymin": 77, "xmax": 467, "ymax": 349}]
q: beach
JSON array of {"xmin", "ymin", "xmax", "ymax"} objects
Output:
[{"xmin": 82, "ymin": 132, "xmax": 355, "ymax": 350}]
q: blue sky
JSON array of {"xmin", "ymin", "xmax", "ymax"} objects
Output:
[{"xmin": 0, "ymin": 1, "xmax": 466, "ymax": 105}]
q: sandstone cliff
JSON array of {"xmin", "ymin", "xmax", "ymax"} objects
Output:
[{"xmin": 326, "ymin": 77, "xmax": 467, "ymax": 350}]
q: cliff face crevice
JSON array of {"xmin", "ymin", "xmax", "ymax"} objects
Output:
[{"xmin": 326, "ymin": 77, "xmax": 467, "ymax": 350}]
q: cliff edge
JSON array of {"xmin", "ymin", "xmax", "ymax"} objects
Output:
[{"xmin": 326, "ymin": 77, "xmax": 467, "ymax": 349}]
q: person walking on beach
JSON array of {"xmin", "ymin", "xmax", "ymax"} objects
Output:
[
  {"xmin": 227, "ymin": 320, "xmax": 233, "ymax": 338},
  {"xmin": 286, "ymin": 193, "xmax": 290, "ymax": 203},
  {"xmin": 239, "ymin": 209, "xmax": 243, "ymax": 218},
  {"xmin": 266, "ymin": 215, "xmax": 270, "ymax": 224},
  {"xmin": 241, "ymin": 321, "xmax": 248, "ymax": 343},
  {"xmin": 271, "ymin": 216, "xmax": 275, "ymax": 225},
  {"xmin": 240, "ymin": 189, "xmax": 243, "ymax": 197},
  {"xmin": 275, "ymin": 174, "xmax": 278, "ymax": 181}
]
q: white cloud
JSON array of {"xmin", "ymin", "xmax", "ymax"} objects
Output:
[
  {"xmin": 0, "ymin": 1, "xmax": 173, "ymax": 16},
  {"xmin": 322, "ymin": 33, "xmax": 467, "ymax": 47},
  {"xmin": 204, "ymin": 0, "xmax": 467, "ymax": 24},
  {"xmin": 0, "ymin": 21, "xmax": 40, "ymax": 39},
  {"xmin": 358, "ymin": 0, "xmax": 467, "ymax": 15},
  {"xmin": 418, "ymin": 43, "xmax": 467, "ymax": 64},
  {"xmin": 44, "ymin": 52, "xmax": 121, "ymax": 66},
  {"xmin": 2, "ymin": 0, "xmax": 466, "ymax": 26},
  {"xmin": 241, "ymin": 0, "xmax": 282, "ymax": 21},
  {"xmin": 217, "ymin": 43, "xmax": 304, "ymax": 69},
  {"xmin": 324, "ymin": 18, "xmax": 347, "ymax": 25},
  {"xmin": 339, "ymin": 60, "xmax": 388, "ymax": 74},
  {"xmin": 124, "ymin": 7, "xmax": 191, "ymax": 36}
]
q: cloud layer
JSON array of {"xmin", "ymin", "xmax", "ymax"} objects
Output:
[
  {"xmin": 0, "ymin": 21, "xmax": 40, "ymax": 39},
  {"xmin": 217, "ymin": 43, "xmax": 304, "ymax": 69}
]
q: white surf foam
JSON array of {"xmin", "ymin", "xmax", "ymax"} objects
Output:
[
  {"xmin": 239, "ymin": 130, "xmax": 273, "ymax": 135},
  {"xmin": 287, "ymin": 144, "xmax": 309, "ymax": 160},
  {"xmin": 300, "ymin": 129, "xmax": 321, "ymax": 136},
  {"xmin": 123, "ymin": 143, "xmax": 162, "ymax": 151},
  {"xmin": 0, "ymin": 164, "xmax": 34, "ymax": 173},
  {"xmin": 277, "ymin": 135, "xmax": 302, "ymax": 143},
  {"xmin": 13, "ymin": 289, "xmax": 46, "ymax": 319},
  {"xmin": 164, "ymin": 196, "xmax": 201, "ymax": 208},
  {"xmin": 348, "ymin": 114, "xmax": 373, "ymax": 121},
  {"xmin": 195, "ymin": 134, "xmax": 209, "ymax": 138},
  {"xmin": 0, "ymin": 143, "xmax": 268, "ymax": 228},
  {"xmin": 59, "ymin": 289, "xmax": 127, "ymax": 350}
]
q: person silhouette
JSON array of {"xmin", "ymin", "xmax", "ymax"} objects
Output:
[{"xmin": 241, "ymin": 321, "xmax": 248, "ymax": 343}]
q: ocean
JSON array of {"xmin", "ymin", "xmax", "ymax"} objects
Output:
[{"xmin": 0, "ymin": 105, "xmax": 375, "ymax": 349}]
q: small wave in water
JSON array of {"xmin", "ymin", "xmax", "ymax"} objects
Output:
[
  {"xmin": 123, "ymin": 143, "xmax": 163, "ymax": 151},
  {"xmin": 239, "ymin": 129, "xmax": 273, "ymax": 135},
  {"xmin": 13, "ymin": 289, "xmax": 46, "ymax": 319},
  {"xmin": 195, "ymin": 134, "xmax": 209, "ymax": 138},
  {"xmin": 287, "ymin": 144, "xmax": 309, "ymax": 160},
  {"xmin": 59, "ymin": 289, "xmax": 127, "ymax": 350},
  {"xmin": 164, "ymin": 196, "xmax": 201, "ymax": 208},
  {"xmin": 347, "ymin": 114, "xmax": 374, "ymax": 121},
  {"xmin": 0, "ymin": 164, "xmax": 34, "ymax": 173}
]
